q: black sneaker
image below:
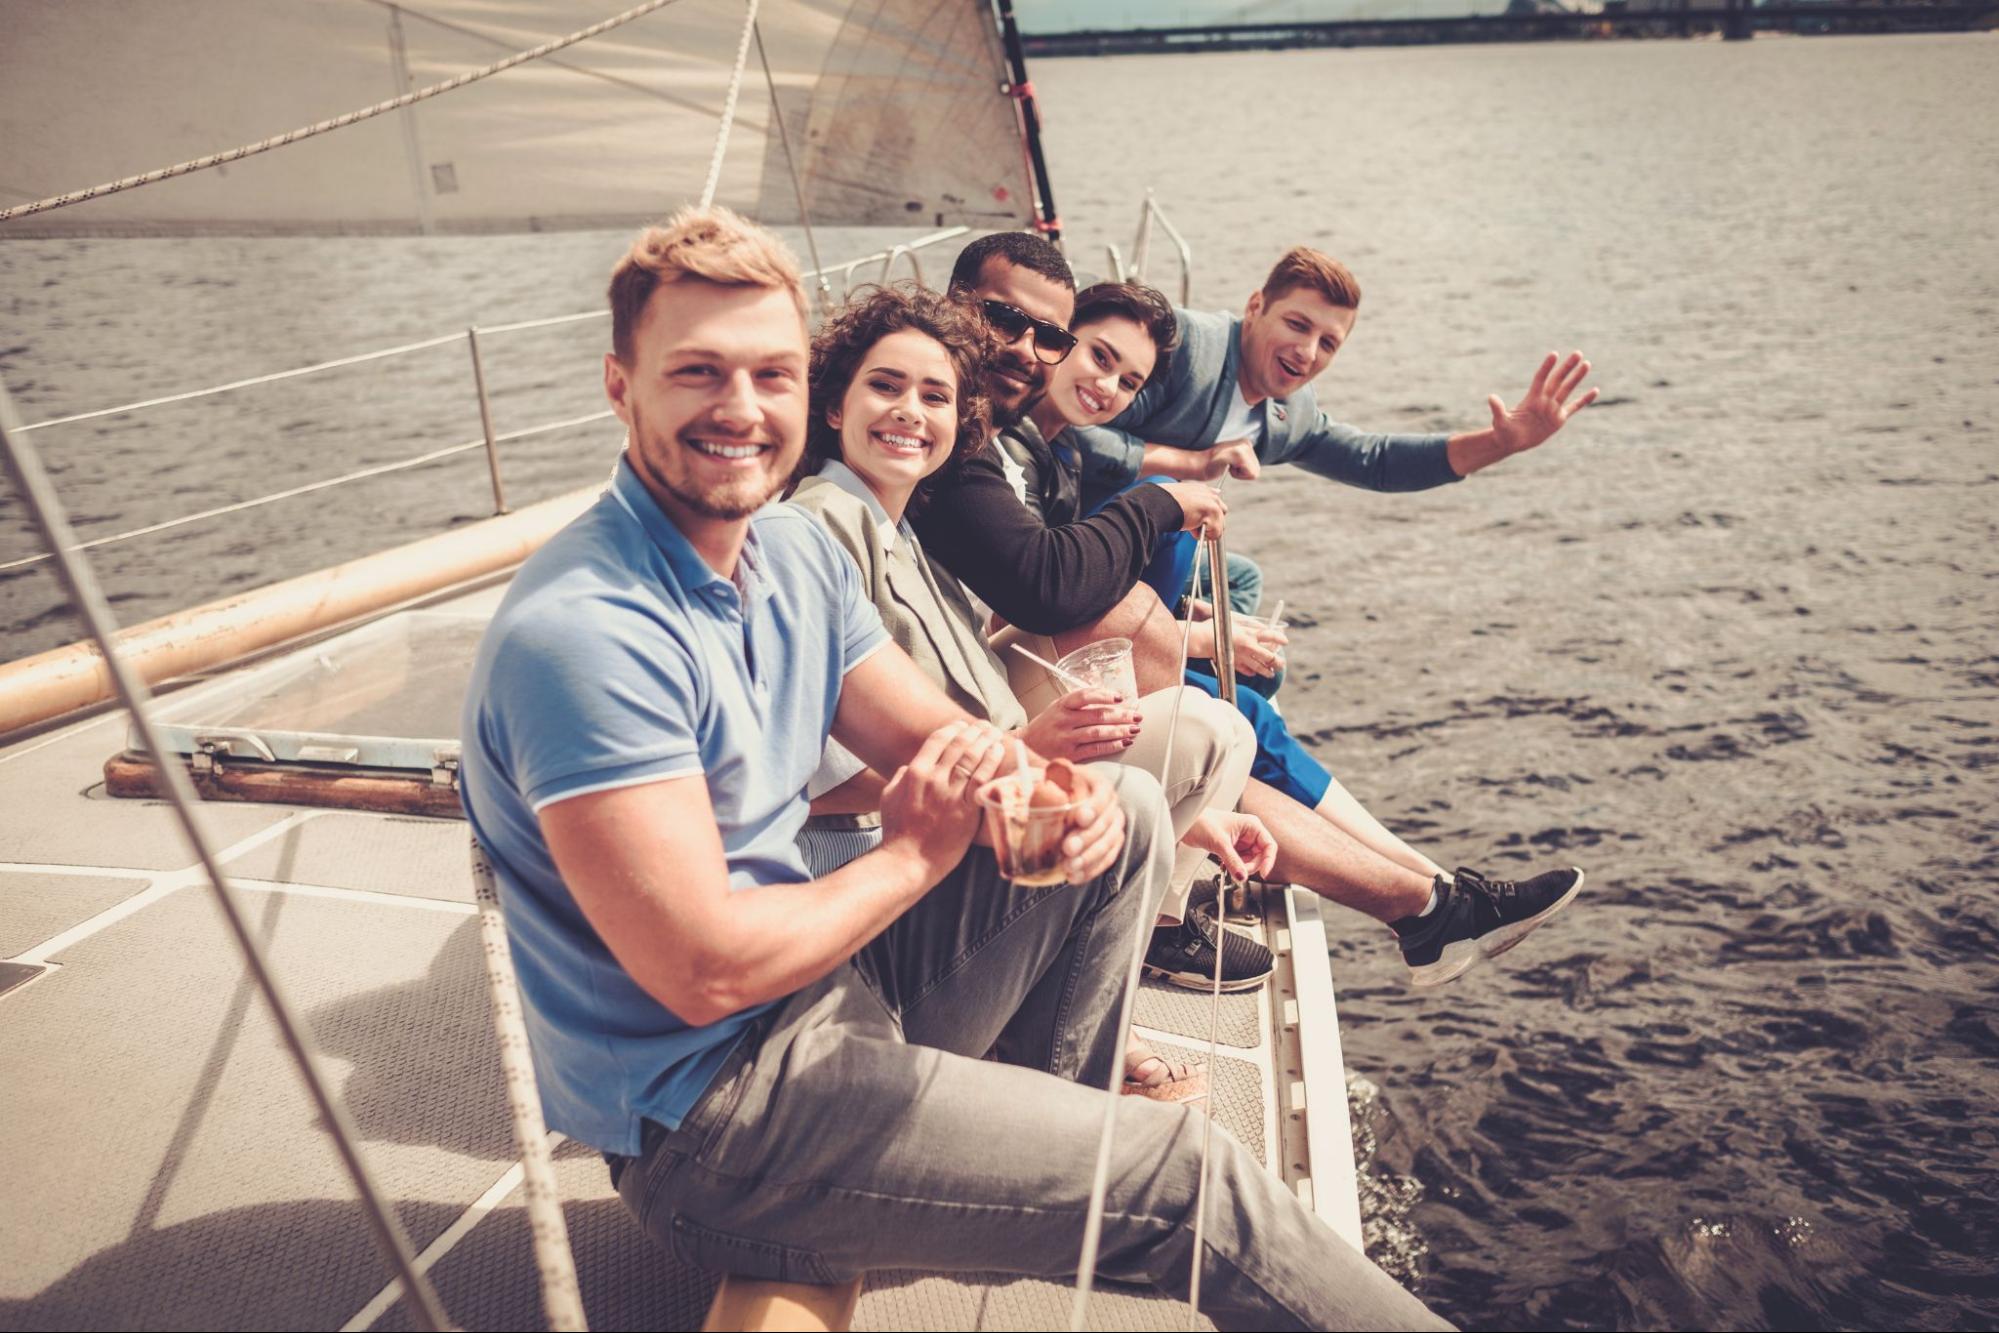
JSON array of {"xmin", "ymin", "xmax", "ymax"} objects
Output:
[
  {"xmin": 1391, "ymin": 866, "xmax": 1585, "ymax": 988},
  {"xmin": 1143, "ymin": 891, "xmax": 1274, "ymax": 992}
]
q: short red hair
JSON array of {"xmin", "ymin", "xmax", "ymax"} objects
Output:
[{"xmin": 1260, "ymin": 247, "xmax": 1361, "ymax": 310}]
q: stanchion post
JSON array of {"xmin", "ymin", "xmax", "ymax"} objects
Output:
[{"xmin": 466, "ymin": 326, "xmax": 509, "ymax": 515}]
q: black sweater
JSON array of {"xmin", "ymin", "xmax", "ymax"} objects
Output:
[{"xmin": 912, "ymin": 419, "xmax": 1186, "ymax": 636}]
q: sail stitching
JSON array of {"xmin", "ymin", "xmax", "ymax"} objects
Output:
[{"xmin": 0, "ymin": 0, "xmax": 691, "ymax": 225}]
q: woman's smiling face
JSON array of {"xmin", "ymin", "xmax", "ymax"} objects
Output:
[
  {"xmin": 1046, "ymin": 314, "xmax": 1157, "ymax": 428},
  {"xmin": 827, "ymin": 327, "xmax": 962, "ymax": 502}
]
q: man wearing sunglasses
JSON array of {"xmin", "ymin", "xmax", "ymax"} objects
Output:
[{"xmin": 927, "ymin": 232, "xmax": 1228, "ymax": 644}]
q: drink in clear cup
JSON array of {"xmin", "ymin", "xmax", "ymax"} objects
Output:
[
  {"xmin": 976, "ymin": 761, "xmax": 1086, "ymax": 887},
  {"xmin": 1234, "ymin": 614, "xmax": 1289, "ymax": 665},
  {"xmin": 1056, "ymin": 636, "xmax": 1138, "ymax": 706}
]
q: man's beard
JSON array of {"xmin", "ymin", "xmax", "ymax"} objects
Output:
[
  {"xmin": 987, "ymin": 354, "xmax": 1044, "ymax": 431},
  {"xmin": 631, "ymin": 404, "xmax": 788, "ymax": 520}
]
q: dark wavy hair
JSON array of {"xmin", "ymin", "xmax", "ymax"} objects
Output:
[
  {"xmin": 1070, "ymin": 281, "xmax": 1180, "ymax": 386},
  {"xmin": 800, "ymin": 283, "xmax": 994, "ymax": 494}
]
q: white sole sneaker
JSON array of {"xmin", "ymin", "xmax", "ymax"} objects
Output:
[{"xmin": 1405, "ymin": 869, "xmax": 1585, "ymax": 989}]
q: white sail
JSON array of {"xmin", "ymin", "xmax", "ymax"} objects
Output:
[{"xmin": 0, "ymin": 0, "xmax": 1037, "ymax": 236}]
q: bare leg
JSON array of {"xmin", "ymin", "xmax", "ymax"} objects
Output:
[
  {"xmin": 1242, "ymin": 778, "xmax": 1432, "ymax": 923},
  {"xmin": 1314, "ymin": 776, "xmax": 1447, "ymax": 880}
]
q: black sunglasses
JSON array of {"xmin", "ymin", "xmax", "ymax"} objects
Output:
[{"xmin": 980, "ymin": 298, "xmax": 1077, "ymax": 365}]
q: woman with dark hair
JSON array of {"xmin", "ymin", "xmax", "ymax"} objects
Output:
[{"xmin": 784, "ymin": 284, "xmax": 1276, "ymax": 1101}]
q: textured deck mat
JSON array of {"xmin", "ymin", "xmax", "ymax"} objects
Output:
[
  {"xmin": 0, "ymin": 870, "xmax": 152, "ymax": 956},
  {"xmin": 1133, "ymin": 975, "xmax": 1261, "ymax": 1049},
  {"xmin": 0, "ymin": 717, "xmax": 291, "ymax": 871},
  {"xmin": 369, "ymin": 1143, "xmax": 718, "ymax": 1333},
  {"xmin": 0, "ymin": 887, "xmax": 512, "ymax": 1329},
  {"xmin": 225, "ymin": 811, "xmax": 472, "ymax": 902},
  {"xmin": 858, "ymin": 1269, "xmax": 1213, "ymax": 1331}
]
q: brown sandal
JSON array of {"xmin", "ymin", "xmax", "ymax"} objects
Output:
[{"xmin": 1121, "ymin": 1052, "xmax": 1209, "ymax": 1104}]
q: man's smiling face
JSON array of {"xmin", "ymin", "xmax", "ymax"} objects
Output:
[
  {"xmin": 968, "ymin": 255, "xmax": 1076, "ymax": 427},
  {"xmin": 1238, "ymin": 285, "xmax": 1358, "ymax": 404},
  {"xmin": 604, "ymin": 278, "xmax": 808, "ymax": 522}
]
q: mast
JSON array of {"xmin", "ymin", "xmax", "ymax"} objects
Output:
[{"xmin": 994, "ymin": 0, "xmax": 1062, "ymax": 243}]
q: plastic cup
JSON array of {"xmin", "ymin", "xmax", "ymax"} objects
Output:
[
  {"xmin": 976, "ymin": 770, "xmax": 1085, "ymax": 887},
  {"xmin": 1234, "ymin": 614, "xmax": 1289, "ymax": 661},
  {"xmin": 1055, "ymin": 636, "xmax": 1139, "ymax": 706}
]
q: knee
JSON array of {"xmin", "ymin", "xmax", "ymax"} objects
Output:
[{"xmin": 1176, "ymin": 689, "xmax": 1254, "ymax": 783}]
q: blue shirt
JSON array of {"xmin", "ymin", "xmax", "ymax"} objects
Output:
[{"xmin": 460, "ymin": 456, "xmax": 889, "ymax": 1155}]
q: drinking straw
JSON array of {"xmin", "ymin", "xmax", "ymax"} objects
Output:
[
  {"xmin": 1013, "ymin": 738, "xmax": 1033, "ymax": 792},
  {"xmin": 1009, "ymin": 641, "xmax": 1093, "ymax": 691},
  {"xmin": 1269, "ymin": 598, "xmax": 1285, "ymax": 627}
]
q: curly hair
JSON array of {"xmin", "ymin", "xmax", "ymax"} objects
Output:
[
  {"xmin": 1071, "ymin": 281, "xmax": 1180, "ymax": 387},
  {"xmin": 801, "ymin": 283, "xmax": 994, "ymax": 494}
]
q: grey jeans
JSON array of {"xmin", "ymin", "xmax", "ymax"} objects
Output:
[{"xmin": 612, "ymin": 769, "xmax": 1448, "ymax": 1331}]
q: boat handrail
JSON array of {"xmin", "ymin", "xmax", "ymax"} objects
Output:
[
  {"xmin": 2, "ymin": 226, "xmax": 971, "ymax": 568},
  {"xmin": 1127, "ymin": 190, "xmax": 1194, "ymax": 306}
]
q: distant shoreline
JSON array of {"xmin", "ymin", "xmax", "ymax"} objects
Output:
[{"xmin": 1022, "ymin": 7, "xmax": 1997, "ymax": 56}]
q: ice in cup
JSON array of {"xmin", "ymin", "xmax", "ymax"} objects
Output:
[
  {"xmin": 976, "ymin": 759, "xmax": 1087, "ymax": 887},
  {"xmin": 1056, "ymin": 636, "xmax": 1139, "ymax": 707}
]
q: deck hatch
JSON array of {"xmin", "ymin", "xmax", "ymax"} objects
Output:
[{"xmin": 138, "ymin": 611, "xmax": 487, "ymax": 773}]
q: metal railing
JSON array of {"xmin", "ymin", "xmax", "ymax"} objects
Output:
[
  {"xmin": 1126, "ymin": 189, "xmax": 1193, "ymax": 305},
  {"xmin": 1, "ymin": 226, "xmax": 970, "ymax": 574}
]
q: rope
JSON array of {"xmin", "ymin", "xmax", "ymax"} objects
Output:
[
  {"xmin": 697, "ymin": 0, "xmax": 761, "ymax": 210},
  {"xmin": 0, "ymin": 409, "xmax": 612, "ymax": 572},
  {"xmin": 471, "ymin": 839, "xmax": 588, "ymax": 1332},
  {"xmin": 0, "ymin": 0, "xmax": 686, "ymax": 226},
  {"xmin": 1069, "ymin": 530, "xmax": 1212, "ymax": 1330}
]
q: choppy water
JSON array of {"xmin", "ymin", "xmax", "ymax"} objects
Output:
[{"xmin": 4, "ymin": 30, "xmax": 1998, "ymax": 1332}]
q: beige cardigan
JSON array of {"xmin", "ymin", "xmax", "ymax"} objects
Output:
[{"xmin": 788, "ymin": 466, "xmax": 1028, "ymax": 735}]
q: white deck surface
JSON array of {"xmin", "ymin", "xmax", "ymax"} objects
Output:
[{"xmin": 0, "ymin": 595, "xmax": 1355, "ymax": 1331}]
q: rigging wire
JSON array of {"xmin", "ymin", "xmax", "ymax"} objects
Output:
[
  {"xmin": 1185, "ymin": 869, "xmax": 1234, "ymax": 1324},
  {"xmin": 698, "ymin": 0, "xmax": 761, "ymax": 211},
  {"xmin": 753, "ymin": 18, "xmax": 832, "ymax": 309},
  {"xmin": 0, "ymin": 385, "xmax": 455, "ymax": 1331},
  {"xmin": 0, "ymin": 0, "xmax": 689, "ymax": 225},
  {"xmin": 1069, "ymin": 528, "xmax": 1214, "ymax": 1330}
]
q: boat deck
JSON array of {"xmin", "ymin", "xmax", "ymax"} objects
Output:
[{"xmin": 0, "ymin": 588, "xmax": 1359, "ymax": 1331}]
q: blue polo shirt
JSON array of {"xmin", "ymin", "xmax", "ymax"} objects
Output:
[{"xmin": 460, "ymin": 456, "xmax": 889, "ymax": 1156}]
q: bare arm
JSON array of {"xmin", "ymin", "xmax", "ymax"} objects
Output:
[
  {"xmin": 542, "ymin": 775, "xmax": 933, "ymax": 1027},
  {"xmin": 542, "ymin": 717, "xmax": 1007, "ymax": 1026},
  {"xmin": 830, "ymin": 637, "xmax": 984, "ymax": 777}
]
